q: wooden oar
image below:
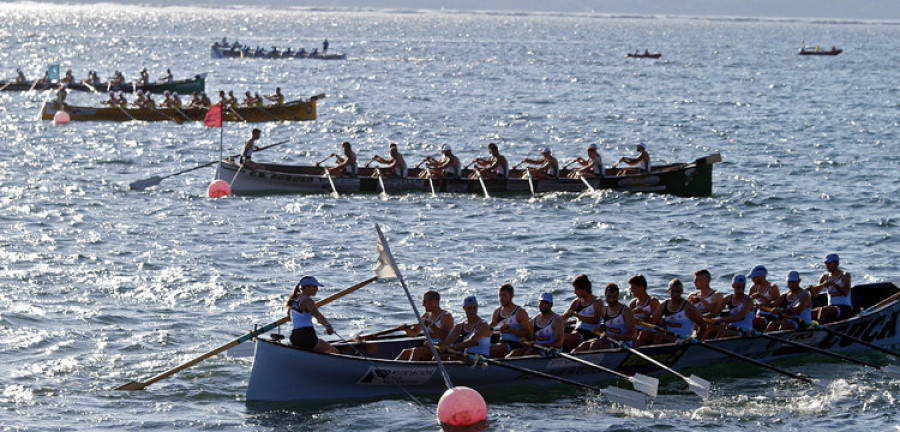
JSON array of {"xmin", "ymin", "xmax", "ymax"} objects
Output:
[
  {"xmin": 323, "ymin": 167, "xmax": 340, "ymax": 197},
  {"xmin": 474, "ymin": 168, "xmax": 490, "ymax": 199},
  {"xmin": 254, "ymin": 106, "xmax": 282, "ymax": 122},
  {"xmin": 636, "ymin": 320, "xmax": 822, "ymax": 387},
  {"xmin": 228, "ymin": 106, "xmax": 247, "ymax": 122},
  {"xmin": 709, "ymin": 320, "xmax": 900, "ymax": 377},
  {"xmin": 173, "ymin": 106, "xmax": 191, "ymax": 122},
  {"xmin": 759, "ymin": 306, "xmax": 900, "ymax": 360},
  {"xmin": 315, "ymin": 154, "xmax": 336, "ymax": 166},
  {"xmin": 129, "ymin": 140, "xmax": 290, "ymax": 190},
  {"xmin": 601, "ymin": 336, "xmax": 709, "ymax": 398},
  {"xmin": 352, "ymin": 323, "xmax": 412, "ymax": 341},
  {"xmin": 524, "ymin": 342, "xmax": 658, "ymax": 397},
  {"xmin": 114, "ymin": 276, "xmax": 378, "ymax": 391},
  {"xmin": 114, "ymin": 104, "xmax": 137, "ymax": 121},
  {"xmin": 148, "ymin": 106, "xmax": 179, "ymax": 123},
  {"xmin": 445, "ymin": 348, "xmax": 647, "ymax": 410}
]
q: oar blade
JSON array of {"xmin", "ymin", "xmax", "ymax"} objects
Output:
[
  {"xmin": 687, "ymin": 375, "xmax": 711, "ymax": 398},
  {"xmin": 114, "ymin": 381, "xmax": 148, "ymax": 391},
  {"xmin": 129, "ymin": 176, "xmax": 163, "ymax": 190},
  {"xmin": 630, "ymin": 373, "xmax": 659, "ymax": 397},
  {"xmin": 881, "ymin": 364, "xmax": 900, "ymax": 378},
  {"xmin": 601, "ymin": 386, "xmax": 647, "ymax": 410}
]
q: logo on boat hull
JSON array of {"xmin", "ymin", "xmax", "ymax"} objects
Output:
[{"xmin": 357, "ymin": 365, "xmax": 436, "ymax": 386}]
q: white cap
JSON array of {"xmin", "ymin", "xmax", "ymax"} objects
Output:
[{"xmin": 441, "ymin": 144, "xmax": 452, "ymax": 152}]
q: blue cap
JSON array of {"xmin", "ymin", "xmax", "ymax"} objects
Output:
[
  {"xmin": 539, "ymin": 292, "xmax": 553, "ymax": 304},
  {"xmin": 298, "ymin": 275, "xmax": 323, "ymax": 287},
  {"xmin": 540, "ymin": 146, "xmax": 551, "ymax": 154},
  {"xmin": 441, "ymin": 144, "xmax": 452, "ymax": 152},
  {"xmin": 463, "ymin": 295, "xmax": 477, "ymax": 307},
  {"xmin": 732, "ymin": 274, "xmax": 746, "ymax": 285},
  {"xmin": 637, "ymin": 142, "xmax": 646, "ymax": 149},
  {"xmin": 787, "ymin": 271, "xmax": 801, "ymax": 282},
  {"xmin": 749, "ymin": 265, "xmax": 768, "ymax": 279},
  {"xmin": 587, "ymin": 143, "xmax": 598, "ymax": 150},
  {"xmin": 825, "ymin": 253, "xmax": 839, "ymax": 263}
]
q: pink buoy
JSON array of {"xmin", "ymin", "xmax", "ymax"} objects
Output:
[
  {"xmin": 437, "ymin": 386, "xmax": 487, "ymax": 427},
  {"xmin": 208, "ymin": 179, "xmax": 231, "ymax": 198},
  {"xmin": 54, "ymin": 110, "xmax": 70, "ymax": 124}
]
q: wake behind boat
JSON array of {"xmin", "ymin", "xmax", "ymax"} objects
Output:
[
  {"xmin": 216, "ymin": 153, "xmax": 721, "ymax": 197},
  {"xmin": 246, "ymin": 280, "xmax": 900, "ymax": 402}
]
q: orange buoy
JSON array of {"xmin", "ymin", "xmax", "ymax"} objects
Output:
[
  {"xmin": 54, "ymin": 111, "xmax": 70, "ymax": 124},
  {"xmin": 208, "ymin": 179, "xmax": 231, "ymax": 198},
  {"xmin": 437, "ymin": 386, "xmax": 487, "ymax": 427}
]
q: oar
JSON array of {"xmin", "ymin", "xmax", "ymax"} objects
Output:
[
  {"xmin": 114, "ymin": 276, "xmax": 378, "ymax": 391},
  {"xmin": 759, "ymin": 306, "xmax": 900, "ymax": 360},
  {"xmin": 710, "ymin": 320, "xmax": 900, "ymax": 377},
  {"xmin": 0, "ymin": 82, "xmax": 11, "ymax": 92},
  {"xmin": 578, "ymin": 174, "xmax": 596, "ymax": 193},
  {"xmin": 315, "ymin": 154, "xmax": 336, "ymax": 166},
  {"xmin": 254, "ymin": 106, "xmax": 282, "ymax": 122},
  {"xmin": 425, "ymin": 169, "xmax": 437, "ymax": 197},
  {"xmin": 636, "ymin": 320, "xmax": 822, "ymax": 387},
  {"xmin": 523, "ymin": 169, "xmax": 535, "ymax": 197},
  {"xmin": 524, "ymin": 342, "xmax": 658, "ymax": 397},
  {"xmin": 149, "ymin": 106, "xmax": 179, "ymax": 123},
  {"xmin": 374, "ymin": 169, "xmax": 388, "ymax": 199},
  {"xmin": 352, "ymin": 323, "xmax": 412, "ymax": 341},
  {"xmin": 323, "ymin": 167, "xmax": 340, "ymax": 197},
  {"xmin": 129, "ymin": 140, "xmax": 290, "ymax": 190},
  {"xmin": 445, "ymin": 348, "xmax": 647, "ymax": 410},
  {"xmin": 115, "ymin": 104, "xmax": 137, "ymax": 121},
  {"xmin": 228, "ymin": 106, "xmax": 247, "ymax": 122},
  {"xmin": 601, "ymin": 336, "xmax": 709, "ymax": 398},
  {"xmin": 474, "ymin": 168, "xmax": 490, "ymax": 199},
  {"xmin": 173, "ymin": 106, "xmax": 191, "ymax": 122}
]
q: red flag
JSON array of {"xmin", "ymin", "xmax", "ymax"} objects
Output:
[{"xmin": 204, "ymin": 103, "xmax": 222, "ymax": 127}]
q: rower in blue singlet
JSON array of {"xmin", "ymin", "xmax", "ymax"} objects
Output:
[
  {"xmin": 767, "ymin": 271, "xmax": 813, "ymax": 331},
  {"xmin": 811, "ymin": 254, "xmax": 853, "ymax": 324},
  {"xmin": 490, "ymin": 283, "xmax": 531, "ymax": 357},
  {"xmin": 439, "ymin": 296, "xmax": 492, "ymax": 359},
  {"xmin": 285, "ymin": 276, "xmax": 338, "ymax": 354},
  {"xmin": 647, "ymin": 278, "xmax": 707, "ymax": 345},
  {"xmin": 706, "ymin": 274, "xmax": 756, "ymax": 339},
  {"xmin": 562, "ymin": 274, "xmax": 604, "ymax": 351}
]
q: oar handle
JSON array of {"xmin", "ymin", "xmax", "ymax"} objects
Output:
[{"xmin": 315, "ymin": 154, "xmax": 336, "ymax": 166}]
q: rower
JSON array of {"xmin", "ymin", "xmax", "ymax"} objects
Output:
[
  {"xmin": 310, "ymin": 47, "xmax": 319, "ymax": 57},
  {"xmin": 111, "ymin": 70, "xmax": 125, "ymax": 87},
  {"xmin": 323, "ymin": 39, "xmax": 329, "ymax": 53},
  {"xmin": 322, "ymin": 141, "xmax": 358, "ymax": 178},
  {"xmin": 560, "ymin": 274, "xmax": 603, "ymax": 351},
  {"xmin": 217, "ymin": 90, "xmax": 228, "ymax": 107},
  {"xmin": 395, "ymin": 290, "xmax": 455, "ymax": 361},
  {"xmin": 56, "ymin": 87, "xmax": 67, "ymax": 107},
  {"xmin": 766, "ymin": 271, "xmax": 812, "ymax": 331},
  {"xmin": 574, "ymin": 283, "xmax": 636, "ymax": 351},
  {"xmin": 616, "ymin": 142, "xmax": 651, "ymax": 175},
  {"xmin": 139, "ymin": 68, "xmax": 150, "ymax": 85},
  {"xmin": 265, "ymin": 87, "xmax": 285, "ymax": 105},
  {"xmin": 200, "ymin": 92, "xmax": 212, "ymax": 107},
  {"xmin": 706, "ymin": 274, "xmax": 755, "ymax": 338},
  {"xmin": 627, "ymin": 274, "xmax": 660, "ymax": 347},
  {"xmin": 254, "ymin": 92, "xmax": 264, "ymax": 107},
  {"xmin": 116, "ymin": 92, "xmax": 128, "ymax": 108},
  {"xmin": 85, "ymin": 70, "xmax": 100, "ymax": 85},
  {"xmin": 369, "ymin": 142, "xmax": 407, "ymax": 178},
  {"xmin": 489, "ymin": 283, "xmax": 532, "ymax": 357},
  {"xmin": 567, "ymin": 143, "xmax": 604, "ymax": 178},
  {"xmin": 187, "ymin": 92, "xmax": 204, "ymax": 109},
  {"xmin": 226, "ymin": 90, "xmax": 238, "ymax": 108},
  {"xmin": 469, "ymin": 142, "xmax": 508, "ymax": 180},
  {"xmin": 437, "ymin": 296, "xmax": 492, "ymax": 360},
  {"xmin": 239, "ymin": 128, "xmax": 263, "ymax": 170},
  {"xmin": 161, "ymin": 90, "xmax": 175, "ymax": 108},
  {"xmin": 748, "ymin": 265, "xmax": 780, "ymax": 331},
  {"xmin": 102, "ymin": 91, "xmax": 118, "ymax": 106},
  {"xmin": 647, "ymin": 278, "xmax": 707, "ymax": 344},
  {"xmin": 61, "ymin": 69, "xmax": 74, "ymax": 85},
  {"xmin": 420, "ymin": 144, "xmax": 461, "ymax": 179},
  {"xmin": 158, "ymin": 68, "xmax": 173, "ymax": 83},
  {"xmin": 285, "ymin": 275, "xmax": 337, "ymax": 354},
  {"xmin": 810, "ymin": 253, "xmax": 853, "ymax": 324},
  {"xmin": 144, "ymin": 92, "xmax": 157, "ymax": 109},
  {"xmin": 687, "ymin": 269, "xmax": 723, "ymax": 319},
  {"xmin": 15, "ymin": 68, "xmax": 26, "ymax": 83},
  {"xmin": 132, "ymin": 90, "xmax": 146, "ymax": 108},
  {"xmin": 520, "ymin": 147, "xmax": 559, "ymax": 179},
  {"xmin": 242, "ymin": 91, "xmax": 255, "ymax": 107},
  {"xmin": 507, "ymin": 292, "xmax": 564, "ymax": 357}
]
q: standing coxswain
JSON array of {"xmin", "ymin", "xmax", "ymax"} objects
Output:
[
  {"xmin": 239, "ymin": 128, "xmax": 262, "ymax": 170},
  {"xmin": 285, "ymin": 276, "xmax": 338, "ymax": 354}
]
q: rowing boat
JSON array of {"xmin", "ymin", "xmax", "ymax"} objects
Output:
[
  {"xmin": 798, "ymin": 47, "xmax": 842, "ymax": 56},
  {"xmin": 67, "ymin": 74, "xmax": 206, "ymax": 95},
  {"xmin": 627, "ymin": 53, "xmax": 662, "ymax": 59},
  {"xmin": 245, "ymin": 280, "xmax": 899, "ymax": 402},
  {"xmin": 216, "ymin": 153, "xmax": 721, "ymax": 198},
  {"xmin": 211, "ymin": 45, "xmax": 346, "ymax": 60},
  {"xmin": 40, "ymin": 98, "xmax": 317, "ymax": 122},
  {"xmin": 0, "ymin": 75, "xmax": 205, "ymax": 95}
]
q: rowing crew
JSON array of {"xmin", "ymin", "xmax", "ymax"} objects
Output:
[
  {"xmin": 101, "ymin": 90, "xmax": 195, "ymax": 109},
  {"xmin": 282, "ymin": 253, "xmax": 854, "ymax": 359},
  {"xmin": 315, "ymin": 141, "xmax": 652, "ymax": 179}
]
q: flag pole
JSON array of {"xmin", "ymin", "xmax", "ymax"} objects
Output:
[{"xmin": 374, "ymin": 224, "xmax": 454, "ymax": 390}]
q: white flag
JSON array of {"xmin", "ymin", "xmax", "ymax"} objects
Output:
[{"xmin": 373, "ymin": 224, "xmax": 399, "ymax": 279}]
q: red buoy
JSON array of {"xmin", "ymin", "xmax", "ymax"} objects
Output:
[{"xmin": 437, "ymin": 386, "xmax": 487, "ymax": 427}]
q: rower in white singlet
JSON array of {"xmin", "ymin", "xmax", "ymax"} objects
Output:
[
  {"xmin": 647, "ymin": 278, "xmax": 707, "ymax": 344},
  {"xmin": 561, "ymin": 274, "xmax": 604, "ymax": 351},
  {"xmin": 766, "ymin": 271, "xmax": 813, "ymax": 331},
  {"xmin": 811, "ymin": 253, "xmax": 853, "ymax": 324},
  {"xmin": 470, "ymin": 142, "xmax": 509, "ymax": 180},
  {"xmin": 395, "ymin": 290, "xmax": 455, "ymax": 361},
  {"xmin": 628, "ymin": 274, "xmax": 661, "ymax": 347},
  {"xmin": 748, "ymin": 265, "xmax": 780, "ymax": 332},
  {"xmin": 574, "ymin": 283, "xmax": 636, "ymax": 351},
  {"xmin": 706, "ymin": 274, "xmax": 756, "ymax": 338},
  {"xmin": 616, "ymin": 142, "xmax": 651, "ymax": 175},
  {"xmin": 519, "ymin": 147, "xmax": 559, "ymax": 179},
  {"xmin": 489, "ymin": 283, "xmax": 531, "ymax": 357},
  {"xmin": 507, "ymin": 292, "xmax": 565, "ymax": 357},
  {"xmin": 687, "ymin": 269, "xmax": 723, "ymax": 318}
]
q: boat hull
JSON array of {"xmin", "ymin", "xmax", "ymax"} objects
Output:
[
  {"xmin": 212, "ymin": 45, "xmax": 346, "ymax": 60},
  {"xmin": 799, "ymin": 49, "xmax": 842, "ymax": 56},
  {"xmin": 1, "ymin": 76, "xmax": 204, "ymax": 94},
  {"xmin": 217, "ymin": 153, "xmax": 720, "ymax": 198},
  {"xmin": 40, "ymin": 99, "xmax": 316, "ymax": 122},
  {"xmin": 246, "ymin": 281, "xmax": 900, "ymax": 402}
]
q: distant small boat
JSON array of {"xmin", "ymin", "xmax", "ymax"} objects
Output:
[
  {"xmin": 211, "ymin": 44, "xmax": 346, "ymax": 60},
  {"xmin": 627, "ymin": 52, "xmax": 662, "ymax": 59},
  {"xmin": 798, "ymin": 46, "xmax": 842, "ymax": 56}
]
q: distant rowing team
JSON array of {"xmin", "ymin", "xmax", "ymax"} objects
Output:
[
  {"xmin": 11, "ymin": 67, "xmax": 177, "ymax": 87},
  {"xmin": 265, "ymin": 137, "xmax": 654, "ymax": 179},
  {"xmin": 96, "ymin": 88, "xmax": 287, "ymax": 110},
  {"xmin": 286, "ymin": 253, "xmax": 854, "ymax": 358},
  {"xmin": 212, "ymin": 37, "xmax": 333, "ymax": 58}
]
